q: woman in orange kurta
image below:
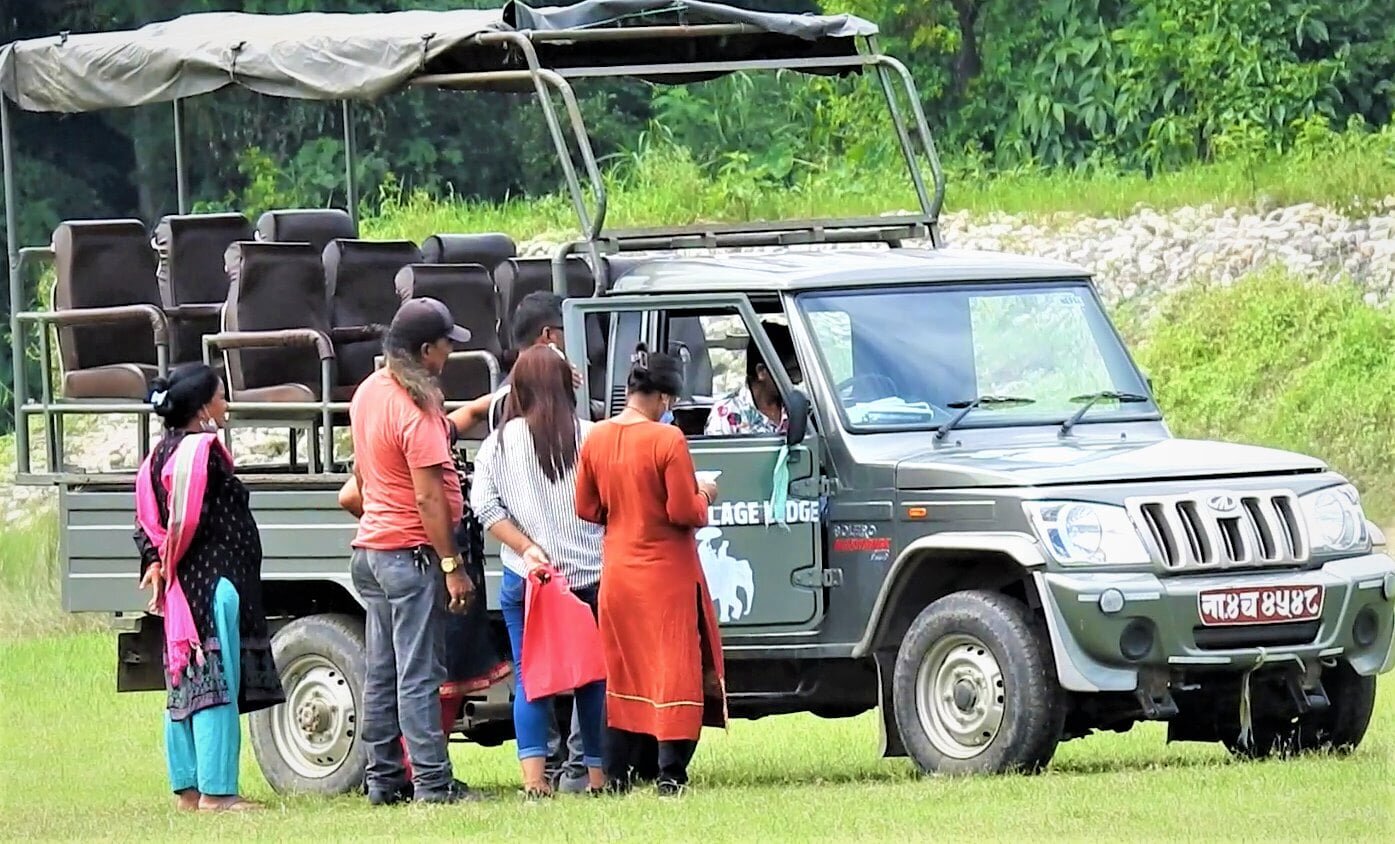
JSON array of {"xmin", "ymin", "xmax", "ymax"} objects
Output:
[{"xmin": 575, "ymin": 345, "xmax": 725, "ymax": 796}]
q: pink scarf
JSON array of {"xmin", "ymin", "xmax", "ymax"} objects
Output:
[{"xmin": 135, "ymin": 433, "xmax": 231, "ymax": 687}]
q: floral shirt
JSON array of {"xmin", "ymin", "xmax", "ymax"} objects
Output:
[{"xmin": 705, "ymin": 385, "xmax": 788, "ymax": 436}]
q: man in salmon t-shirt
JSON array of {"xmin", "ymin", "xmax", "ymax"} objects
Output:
[{"xmin": 349, "ymin": 298, "xmax": 482, "ymax": 806}]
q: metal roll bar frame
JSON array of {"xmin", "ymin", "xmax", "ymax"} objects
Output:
[{"xmin": 3, "ymin": 21, "xmax": 944, "ymax": 483}]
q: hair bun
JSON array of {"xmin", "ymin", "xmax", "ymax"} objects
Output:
[
  {"xmin": 629, "ymin": 342, "xmax": 650, "ymax": 375},
  {"xmin": 147, "ymin": 377, "xmax": 174, "ymax": 413}
]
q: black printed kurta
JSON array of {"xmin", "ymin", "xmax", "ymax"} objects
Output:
[{"xmin": 134, "ymin": 431, "xmax": 284, "ymax": 719}]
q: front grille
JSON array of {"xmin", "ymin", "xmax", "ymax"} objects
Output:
[
  {"xmin": 1193, "ymin": 621, "xmax": 1320, "ymax": 650},
  {"xmin": 1127, "ymin": 490, "xmax": 1307, "ymax": 571}
]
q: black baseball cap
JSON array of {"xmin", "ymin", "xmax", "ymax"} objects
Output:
[{"xmin": 387, "ymin": 298, "xmax": 471, "ymax": 351}]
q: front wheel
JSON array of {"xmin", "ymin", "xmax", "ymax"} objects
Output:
[
  {"xmin": 892, "ymin": 590, "xmax": 1063, "ymax": 775},
  {"xmin": 249, "ymin": 614, "xmax": 367, "ymax": 795},
  {"xmin": 1224, "ymin": 662, "xmax": 1377, "ymax": 759}
]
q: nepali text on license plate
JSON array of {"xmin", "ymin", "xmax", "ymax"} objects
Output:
[{"xmin": 1197, "ymin": 585, "xmax": 1324, "ymax": 627}]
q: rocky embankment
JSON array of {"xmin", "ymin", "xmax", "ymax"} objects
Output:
[
  {"xmin": 4, "ymin": 199, "xmax": 1394, "ymax": 524},
  {"xmin": 520, "ymin": 199, "xmax": 1395, "ymax": 310}
]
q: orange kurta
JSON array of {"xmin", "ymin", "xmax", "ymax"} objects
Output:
[{"xmin": 575, "ymin": 419, "xmax": 726, "ymax": 741}]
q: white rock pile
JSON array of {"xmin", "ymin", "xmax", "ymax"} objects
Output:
[{"xmin": 521, "ymin": 198, "xmax": 1395, "ymax": 311}]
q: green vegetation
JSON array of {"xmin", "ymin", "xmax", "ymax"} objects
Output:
[
  {"xmin": 0, "ymin": 632, "xmax": 1390, "ymax": 840},
  {"xmin": 362, "ymin": 124, "xmax": 1395, "ymax": 247},
  {"xmin": 1132, "ymin": 269, "xmax": 1395, "ymax": 523}
]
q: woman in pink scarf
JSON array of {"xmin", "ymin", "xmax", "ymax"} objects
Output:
[{"xmin": 133, "ymin": 364, "xmax": 283, "ymax": 812}]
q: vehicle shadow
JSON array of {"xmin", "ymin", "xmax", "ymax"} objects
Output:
[{"xmin": 696, "ymin": 752, "xmax": 1247, "ymax": 789}]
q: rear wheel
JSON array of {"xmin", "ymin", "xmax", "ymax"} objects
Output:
[
  {"xmin": 1224, "ymin": 662, "xmax": 1377, "ymax": 759},
  {"xmin": 249, "ymin": 614, "xmax": 367, "ymax": 795},
  {"xmin": 892, "ymin": 590, "xmax": 1062, "ymax": 775}
]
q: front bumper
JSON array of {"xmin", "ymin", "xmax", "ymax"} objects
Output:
[{"xmin": 1034, "ymin": 553, "xmax": 1395, "ymax": 693}]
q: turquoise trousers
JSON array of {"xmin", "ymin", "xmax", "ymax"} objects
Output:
[{"xmin": 164, "ymin": 577, "xmax": 241, "ymax": 796}]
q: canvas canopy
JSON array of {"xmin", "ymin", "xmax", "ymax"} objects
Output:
[{"xmin": 0, "ymin": 0, "xmax": 878, "ymax": 114}]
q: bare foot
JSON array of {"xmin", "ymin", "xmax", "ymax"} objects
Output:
[
  {"xmin": 175, "ymin": 789, "xmax": 201, "ymax": 812},
  {"xmin": 198, "ymin": 795, "xmax": 262, "ymax": 812}
]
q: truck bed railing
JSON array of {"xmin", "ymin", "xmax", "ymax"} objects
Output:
[{"xmin": 4, "ymin": 8, "xmax": 943, "ymax": 484}]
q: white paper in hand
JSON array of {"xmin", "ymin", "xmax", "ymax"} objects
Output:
[{"xmin": 695, "ymin": 470, "xmax": 723, "ymax": 485}]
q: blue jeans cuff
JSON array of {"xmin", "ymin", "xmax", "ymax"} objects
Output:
[{"xmin": 518, "ymin": 745, "xmax": 549, "ymax": 761}]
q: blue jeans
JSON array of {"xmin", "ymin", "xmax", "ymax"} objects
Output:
[
  {"xmin": 499, "ymin": 570, "xmax": 604, "ymax": 769},
  {"xmin": 165, "ymin": 577, "xmax": 241, "ymax": 796},
  {"xmin": 351, "ymin": 547, "xmax": 454, "ymax": 797}
]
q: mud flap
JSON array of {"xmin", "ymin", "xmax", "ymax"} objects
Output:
[
  {"xmin": 875, "ymin": 651, "xmax": 906, "ymax": 758},
  {"xmin": 117, "ymin": 614, "xmax": 166, "ymax": 693}
]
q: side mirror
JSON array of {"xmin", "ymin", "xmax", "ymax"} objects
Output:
[{"xmin": 785, "ymin": 389, "xmax": 811, "ymax": 447}]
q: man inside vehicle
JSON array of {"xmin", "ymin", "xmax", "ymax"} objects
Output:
[
  {"xmin": 705, "ymin": 322, "xmax": 802, "ymax": 436},
  {"xmin": 447, "ymin": 291, "xmax": 591, "ymax": 436}
]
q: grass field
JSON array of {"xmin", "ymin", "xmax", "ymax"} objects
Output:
[{"xmin": 0, "ymin": 632, "xmax": 1390, "ymax": 841}]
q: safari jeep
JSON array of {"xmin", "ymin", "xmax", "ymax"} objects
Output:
[
  {"xmin": 568, "ymin": 249, "xmax": 1395, "ymax": 776},
  {"xmin": 6, "ymin": 4, "xmax": 1391, "ymax": 793}
]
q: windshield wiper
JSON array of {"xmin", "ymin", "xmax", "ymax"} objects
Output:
[
  {"xmin": 935, "ymin": 395, "xmax": 1036, "ymax": 441},
  {"xmin": 1058, "ymin": 390, "xmax": 1150, "ymax": 437}
]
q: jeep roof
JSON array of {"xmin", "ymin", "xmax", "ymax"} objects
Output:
[{"xmin": 607, "ymin": 249, "xmax": 1092, "ymax": 295}]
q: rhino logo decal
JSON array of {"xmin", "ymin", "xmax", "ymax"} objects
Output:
[{"xmin": 696, "ymin": 526, "xmax": 755, "ymax": 622}]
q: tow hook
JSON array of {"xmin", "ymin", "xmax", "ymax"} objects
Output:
[
  {"xmin": 1284, "ymin": 670, "xmax": 1329, "ymax": 714},
  {"xmin": 1134, "ymin": 671, "xmax": 1178, "ymax": 719}
]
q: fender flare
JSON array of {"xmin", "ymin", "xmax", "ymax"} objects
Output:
[{"xmin": 851, "ymin": 531, "xmax": 1045, "ymax": 658}]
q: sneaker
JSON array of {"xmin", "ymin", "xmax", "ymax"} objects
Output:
[
  {"xmin": 367, "ymin": 782, "xmax": 413, "ymax": 807},
  {"xmin": 656, "ymin": 778, "xmax": 687, "ymax": 799},
  {"xmin": 557, "ymin": 771, "xmax": 590, "ymax": 795},
  {"xmin": 416, "ymin": 780, "xmax": 485, "ymax": 805}
]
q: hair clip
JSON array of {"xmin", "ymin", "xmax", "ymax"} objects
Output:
[
  {"xmin": 149, "ymin": 390, "xmax": 168, "ymax": 408},
  {"xmin": 630, "ymin": 349, "xmax": 649, "ymax": 368}
]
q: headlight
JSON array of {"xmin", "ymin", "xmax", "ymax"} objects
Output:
[
  {"xmin": 1300, "ymin": 484, "xmax": 1368, "ymax": 553},
  {"xmin": 1023, "ymin": 501, "xmax": 1150, "ymax": 566}
]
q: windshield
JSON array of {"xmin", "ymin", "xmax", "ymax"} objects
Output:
[{"xmin": 797, "ymin": 282, "xmax": 1158, "ymax": 432}]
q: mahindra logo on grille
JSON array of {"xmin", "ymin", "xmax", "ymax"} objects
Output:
[{"xmin": 1206, "ymin": 494, "xmax": 1239, "ymax": 513}]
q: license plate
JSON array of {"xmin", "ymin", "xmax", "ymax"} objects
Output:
[{"xmin": 1197, "ymin": 585, "xmax": 1324, "ymax": 626}]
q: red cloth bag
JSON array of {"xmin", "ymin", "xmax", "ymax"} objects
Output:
[{"xmin": 522, "ymin": 567, "xmax": 606, "ymax": 702}]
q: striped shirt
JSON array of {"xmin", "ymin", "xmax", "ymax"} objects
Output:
[{"xmin": 470, "ymin": 417, "xmax": 604, "ymax": 588}]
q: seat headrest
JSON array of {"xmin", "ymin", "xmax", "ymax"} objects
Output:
[
  {"xmin": 496, "ymin": 256, "xmax": 595, "ymax": 304},
  {"xmin": 395, "ymin": 263, "xmax": 502, "ymax": 357},
  {"xmin": 155, "ymin": 213, "xmax": 253, "ymax": 305},
  {"xmin": 158, "ymin": 212, "xmax": 253, "ymax": 243},
  {"xmin": 255, "ymin": 209, "xmax": 357, "ymax": 255},
  {"xmin": 322, "ymin": 239, "xmax": 423, "ymax": 301},
  {"xmin": 225, "ymin": 240, "xmax": 324, "ymax": 285},
  {"xmin": 52, "ymin": 219, "xmax": 159, "ymax": 307},
  {"xmin": 421, "ymin": 233, "xmax": 517, "ymax": 269}
]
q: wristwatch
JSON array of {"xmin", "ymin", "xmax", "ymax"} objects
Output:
[{"xmin": 440, "ymin": 555, "xmax": 460, "ymax": 574}]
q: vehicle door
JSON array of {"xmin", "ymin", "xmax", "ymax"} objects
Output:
[{"xmin": 563, "ymin": 293, "xmax": 826, "ymax": 635}]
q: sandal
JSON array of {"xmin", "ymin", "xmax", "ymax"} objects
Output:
[{"xmin": 198, "ymin": 797, "xmax": 262, "ymax": 813}]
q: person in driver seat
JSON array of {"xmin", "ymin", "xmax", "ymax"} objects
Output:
[{"xmin": 704, "ymin": 322, "xmax": 801, "ymax": 436}]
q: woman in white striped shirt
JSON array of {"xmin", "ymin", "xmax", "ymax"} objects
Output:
[{"xmin": 470, "ymin": 345, "xmax": 606, "ymax": 798}]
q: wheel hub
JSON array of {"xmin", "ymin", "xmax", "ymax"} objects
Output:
[
  {"xmin": 916, "ymin": 633, "xmax": 1007, "ymax": 760},
  {"xmin": 296, "ymin": 699, "xmax": 332, "ymax": 736},
  {"xmin": 270, "ymin": 654, "xmax": 357, "ymax": 780},
  {"xmin": 953, "ymin": 678, "xmax": 978, "ymax": 711}
]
